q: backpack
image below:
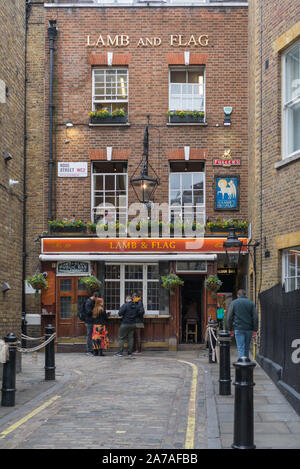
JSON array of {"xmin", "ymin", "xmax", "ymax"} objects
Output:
[{"xmin": 78, "ymin": 299, "xmax": 87, "ymax": 321}]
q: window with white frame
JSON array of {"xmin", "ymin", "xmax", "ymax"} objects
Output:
[
  {"xmin": 92, "ymin": 162, "xmax": 128, "ymax": 223},
  {"xmin": 283, "ymin": 246, "xmax": 300, "ymax": 292},
  {"xmin": 282, "ymin": 41, "xmax": 300, "ymax": 159},
  {"xmin": 104, "ymin": 263, "xmax": 160, "ymax": 315},
  {"xmin": 169, "ymin": 162, "xmax": 205, "ymax": 225},
  {"xmin": 92, "ymin": 68, "xmax": 128, "ymax": 114},
  {"xmin": 169, "ymin": 67, "xmax": 205, "ymax": 113}
]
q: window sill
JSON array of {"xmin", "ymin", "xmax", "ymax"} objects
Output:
[
  {"xmin": 166, "ymin": 122, "xmax": 208, "ymax": 127},
  {"xmin": 89, "ymin": 123, "xmax": 131, "ymax": 127},
  {"xmin": 275, "ymin": 151, "xmax": 300, "ymax": 169}
]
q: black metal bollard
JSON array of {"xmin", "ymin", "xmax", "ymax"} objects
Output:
[
  {"xmin": 45, "ymin": 325, "xmax": 56, "ymax": 381},
  {"xmin": 1, "ymin": 333, "xmax": 18, "ymax": 407},
  {"xmin": 232, "ymin": 357, "xmax": 256, "ymax": 449},
  {"xmin": 208, "ymin": 320, "xmax": 218, "ymax": 363},
  {"xmin": 218, "ymin": 330, "xmax": 231, "ymax": 395}
]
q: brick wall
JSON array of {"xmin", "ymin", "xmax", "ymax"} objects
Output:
[
  {"xmin": 0, "ymin": 0, "xmax": 25, "ymax": 339},
  {"xmin": 39, "ymin": 5, "xmax": 248, "ymax": 222},
  {"xmin": 248, "ymin": 1, "xmax": 300, "ymax": 299}
]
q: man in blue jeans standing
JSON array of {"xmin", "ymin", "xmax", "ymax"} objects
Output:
[{"xmin": 227, "ymin": 289, "xmax": 258, "ymax": 358}]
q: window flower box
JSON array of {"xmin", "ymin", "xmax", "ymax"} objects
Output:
[
  {"xmin": 206, "ymin": 219, "xmax": 248, "ymax": 235},
  {"xmin": 48, "ymin": 219, "xmax": 87, "ymax": 234},
  {"xmin": 167, "ymin": 110, "xmax": 205, "ymax": 124},
  {"xmin": 89, "ymin": 109, "xmax": 128, "ymax": 125}
]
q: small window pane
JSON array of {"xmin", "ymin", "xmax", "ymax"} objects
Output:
[
  {"xmin": 60, "ymin": 279, "xmax": 72, "ymax": 292},
  {"xmin": 125, "ymin": 265, "xmax": 143, "ymax": 280},
  {"xmin": 170, "ymin": 71, "xmax": 186, "ymax": 83},
  {"xmin": 60, "ymin": 297, "xmax": 72, "ymax": 319}
]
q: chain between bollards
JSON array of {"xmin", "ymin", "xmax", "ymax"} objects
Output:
[
  {"xmin": 45, "ymin": 324, "xmax": 56, "ymax": 381},
  {"xmin": 232, "ymin": 357, "xmax": 256, "ymax": 450},
  {"xmin": 218, "ymin": 330, "xmax": 231, "ymax": 395},
  {"xmin": 1, "ymin": 333, "xmax": 18, "ymax": 407}
]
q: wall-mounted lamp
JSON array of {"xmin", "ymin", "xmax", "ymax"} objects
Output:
[
  {"xmin": 223, "ymin": 107, "xmax": 232, "ymax": 126},
  {"xmin": 4, "ymin": 151, "xmax": 12, "ymax": 163},
  {"xmin": 2, "ymin": 282, "xmax": 11, "ymax": 293},
  {"xmin": 65, "ymin": 120, "xmax": 73, "ymax": 144},
  {"xmin": 9, "ymin": 179, "xmax": 19, "ymax": 188}
]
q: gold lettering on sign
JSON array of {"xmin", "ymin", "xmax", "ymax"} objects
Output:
[
  {"xmin": 86, "ymin": 34, "xmax": 209, "ymax": 48},
  {"xmin": 170, "ymin": 34, "xmax": 209, "ymax": 47},
  {"xmin": 137, "ymin": 37, "xmax": 162, "ymax": 47}
]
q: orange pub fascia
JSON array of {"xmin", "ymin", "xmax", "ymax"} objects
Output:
[{"xmin": 39, "ymin": 236, "xmax": 248, "ymax": 352}]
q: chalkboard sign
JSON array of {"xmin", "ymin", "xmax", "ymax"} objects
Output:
[{"xmin": 57, "ymin": 261, "xmax": 90, "ymax": 276}]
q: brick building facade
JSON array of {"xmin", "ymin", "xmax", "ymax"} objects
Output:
[
  {"xmin": 25, "ymin": 0, "xmax": 249, "ymax": 350},
  {"xmin": 248, "ymin": 1, "xmax": 300, "ymax": 299},
  {"xmin": 0, "ymin": 1, "xmax": 26, "ymax": 340}
]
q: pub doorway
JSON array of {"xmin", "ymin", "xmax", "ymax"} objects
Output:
[
  {"xmin": 180, "ymin": 275, "xmax": 204, "ymax": 344},
  {"xmin": 56, "ymin": 277, "xmax": 89, "ymax": 338}
]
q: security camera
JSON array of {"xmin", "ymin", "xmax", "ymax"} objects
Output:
[{"xmin": 42, "ymin": 272, "xmax": 48, "ymax": 278}]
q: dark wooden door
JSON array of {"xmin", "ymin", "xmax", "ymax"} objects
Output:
[{"xmin": 56, "ymin": 277, "xmax": 88, "ymax": 338}]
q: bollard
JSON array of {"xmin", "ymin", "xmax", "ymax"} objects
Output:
[
  {"xmin": 232, "ymin": 357, "xmax": 256, "ymax": 449},
  {"xmin": 1, "ymin": 333, "xmax": 18, "ymax": 407},
  {"xmin": 208, "ymin": 319, "xmax": 218, "ymax": 363},
  {"xmin": 218, "ymin": 330, "xmax": 231, "ymax": 395},
  {"xmin": 45, "ymin": 325, "xmax": 56, "ymax": 381}
]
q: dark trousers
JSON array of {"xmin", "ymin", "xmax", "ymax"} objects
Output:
[
  {"xmin": 118, "ymin": 324, "xmax": 136, "ymax": 355},
  {"xmin": 85, "ymin": 323, "xmax": 94, "ymax": 353},
  {"xmin": 134, "ymin": 328, "xmax": 143, "ymax": 352}
]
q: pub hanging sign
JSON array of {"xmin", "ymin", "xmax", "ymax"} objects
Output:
[{"xmin": 57, "ymin": 261, "xmax": 90, "ymax": 276}]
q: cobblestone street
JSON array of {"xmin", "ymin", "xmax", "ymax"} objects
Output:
[{"xmin": 0, "ymin": 350, "xmax": 299, "ymax": 450}]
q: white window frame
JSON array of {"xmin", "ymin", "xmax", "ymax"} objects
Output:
[
  {"xmin": 168, "ymin": 171, "xmax": 206, "ymax": 225},
  {"xmin": 104, "ymin": 263, "xmax": 160, "ymax": 316},
  {"xmin": 282, "ymin": 247, "xmax": 300, "ymax": 292},
  {"xmin": 92, "ymin": 67, "xmax": 129, "ymax": 113},
  {"xmin": 282, "ymin": 40, "xmax": 300, "ymax": 160},
  {"xmin": 91, "ymin": 163, "xmax": 128, "ymax": 224},
  {"xmin": 168, "ymin": 67, "xmax": 206, "ymax": 115}
]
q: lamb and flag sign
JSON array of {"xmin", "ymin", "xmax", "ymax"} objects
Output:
[{"xmin": 215, "ymin": 175, "xmax": 239, "ymax": 210}]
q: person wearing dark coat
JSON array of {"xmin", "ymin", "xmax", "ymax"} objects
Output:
[
  {"xmin": 115, "ymin": 296, "xmax": 139, "ymax": 357},
  {"xmin": 132, "ymin": 292, "xmax": 145, "ymax": 354},
  {"xmin": 227, "ymin": 289, "xmax": 258, "ymax": 358}
]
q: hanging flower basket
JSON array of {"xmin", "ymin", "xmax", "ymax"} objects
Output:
[
  {"xmin": 79, "ymin": 276, "xmax": 102, "ymax": 295},
  {"xmin": 204, "ymin": 275, "xmax": 223, "ymax": 298},
  {"xmin": 26, "ymin": 273, "xmax": 48, "ymax": 298},
  {"xmin": 161, "ymin": 274, "xmax": 184, "ymax": 295}
]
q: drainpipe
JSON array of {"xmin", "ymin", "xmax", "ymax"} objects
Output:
[
  {"xmin": 22, "ymin": 0, "xmax": 31, "ymax": 340},
  {"xmin": 48, "ymin": 20, "xmax": 58, "ymax": 221}
]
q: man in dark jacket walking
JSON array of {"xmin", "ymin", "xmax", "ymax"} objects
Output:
[
  {"xmin": 115, "ymin": 296, "xmax": 139, "ymax": 357},
  {"xmin": 227, "ymin": 289, "xmax": 258, "ymax": 358}
]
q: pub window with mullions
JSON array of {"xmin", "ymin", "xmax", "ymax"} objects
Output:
[{"xmin": 92, "ymin": 161, "xmax": 128, "ymax": 224}]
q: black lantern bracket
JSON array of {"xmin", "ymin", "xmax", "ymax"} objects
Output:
[{"xmin": 130, "ymin": 116, "xmax": 160, "ymax": 205}]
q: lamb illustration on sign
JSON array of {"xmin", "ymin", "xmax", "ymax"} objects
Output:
[
  {"xmin": 215, "ymin": 176, "xmax": 239, "ymax": 210},
  {"xmin": 218, "ymin": 179, "xmax": 236, "ymax": 199}
]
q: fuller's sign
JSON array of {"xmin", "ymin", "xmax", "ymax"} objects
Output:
[{"xmin": 86, "ymin": 34, "xmax": 209, "ymax": 48}]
